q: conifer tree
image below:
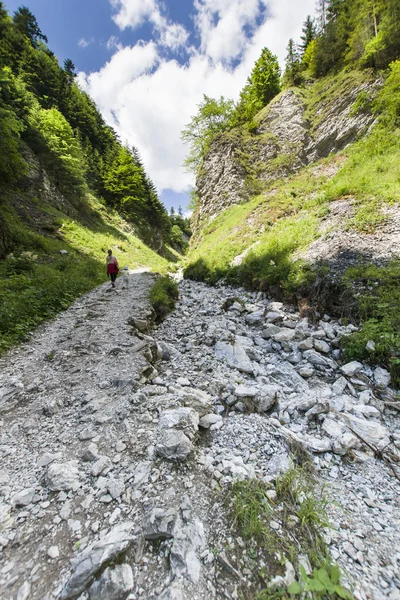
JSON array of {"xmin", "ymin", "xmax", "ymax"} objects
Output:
[
  {"xmin": 299, "ymin": 15, "xmax": 317, "ymax": 54},
  {"xmin": 283, "ymin": 39, "xmax": 303, "ymax": 86},
  {"xmin": 63, "ymin": 58, "xmax": 76, "ymax": 84},
  {"xmin": 13, "ymin": 6, "xmax": 48, "ymax": 47}
]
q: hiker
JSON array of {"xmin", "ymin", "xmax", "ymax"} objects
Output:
[
  {"xmin": 121, "ymin": 266, "xmax": 129, "ymax": 289},
  {"xmin": 106, "ymin": 249, "xmax": 119, "ymax": 288}
]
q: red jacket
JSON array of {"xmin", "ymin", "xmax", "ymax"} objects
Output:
[{"xmin": 106, "ymin": 260, "xmax": 119, "ymax": 275}]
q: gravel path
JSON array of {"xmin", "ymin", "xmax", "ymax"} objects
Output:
[{"xmin": 0, "ymin": 275, "xmax": 399, "ymax": 600}]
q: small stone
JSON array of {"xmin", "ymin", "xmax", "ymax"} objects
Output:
[
  {"xmin": 0, "ymin": 469, "xmax": 10, "ymax": 485},
  {"xmin": 82, "ymin": 443, "xmax": 99, "ymax": 462},
  {"xmin": 234, "ymin": 385, "xmax": 257, "ymax": 398},
  {"xmin": 299, "ymin": 367, "xmax": 314, "ymax": 378},
  {"xmin": 11, "ymin": 487, "xmax": 35, "ymax": 507},
  {"xmin": 299, "ymin": 337, "xmax": 314, "ymax": 350},
  {"xmin": 107, "ymin": 478, "xmax": 125, "ymax": 500},
  {"xmin": 17, "ymin": 581, "xmax": 31, "ymax": 600},
  {"xmin": 341, "ymin": 361, "xmax": 363, "ymax": 377},
  {"xmin": 314, "ymin": 339, "xmax": 330, "ymax": 354},
  {"xmin": 374, "ymin": 366, "xmax": 391, "ymax": 389},
  {"xmin": 199, "ymin": 414, "xmax": 223, "ymax": 428},
  {"xmin": 366, "ymin": 340, "xmax": 376, "ymax": 352},
  {"xmin": 91, "ymin": 456, "xmax": 112, "ymax": 477},
  {"xmin": 47, "ymin": 545, "xmax": 60, "ymax": 559}
]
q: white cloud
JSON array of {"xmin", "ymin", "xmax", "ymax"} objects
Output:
[
  {"xmin": 81, "ymin": 0, "xmax": 316, "ymax": 193},
  {"xmin": 194, "ymin": 0, "xmax": 268, "ymax": 64},
  {"xmin": 110, "ymin": 0, "xmax": 157, "ymax": 29},
  {"xmin": 111, "ymin": 0, "xmax": 189, "ymax": 50},
  {"xmin": 106, "ymin": 35, "xmax": 123, "ymax": 51},
  {"xmin": 78, "ymin": 37, "xmax": 94, "ymax": 48}
]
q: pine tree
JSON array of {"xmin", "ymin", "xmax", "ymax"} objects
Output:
[
  {"xmin": 299, "ymin": 15, "xmax": 317, "ymax": 54},
  {"xmin": 64, "ymin": 58, "xmax": 76, "ymax": 85},
  {"xmin": 13, "ymin": 6, "xmax": 48, "ymax": 47},
  {"xmin": 283, "ymin": 39, "xmax": 303, "ymax": 86},
  {"xmin": 327, "ymin": 0, "xmax": 346, "ymax": 22},
  {"xmin": 234, "ymin": 48, "xmax": 281, "ymax": 124}
]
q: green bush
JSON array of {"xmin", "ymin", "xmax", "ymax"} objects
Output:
[
  {"xmin": 340, "ymin": 260, "xmax": 400, "ymax": 386},
  {"xmin": 149, "ymin": 276, "xmax": 179, "ymax": 321}
]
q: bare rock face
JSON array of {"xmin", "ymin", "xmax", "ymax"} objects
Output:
[{"xmin": 194, "ymin": 79, "xmax": 382, "ymax": 230}]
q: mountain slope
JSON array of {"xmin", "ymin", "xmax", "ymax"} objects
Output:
[
  {"xmin": 0, "ymin": 2, "xmax": 178, "ymax": 353},
  {"xmin": 184, "ymin": 65, "xmax": 400, "ymax": 383}
]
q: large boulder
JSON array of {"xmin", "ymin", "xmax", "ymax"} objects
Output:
[
  {"xmin": 60, "ymin": 522, "xmax": 135, "ymax": 599},
  {"xmin": 215, "ymin": 340, "xmax": 254, "ymax": 373},
  {"xmin": 45, "ymin": 461, "xmax": 80, "ymax": 492},
  {"xmin": 266, "ymin": 362, "xmax": 309, "ymax": 393},
  {"xmin": 88, "ymin": 564, "xmax": 134, "ymax": 600},
  {"xmin": 158, "ymin": 408, "xmax": 199, "ymax": 440},
  {"xmin": 170, "ymin": 519, "xmax": 205, "ymax": 584},
  {"xmin": 156, "ymin": 430, "xmax": 193, "ymax": 460},
  {"xmin": 339, "ymin": 413, "xmax": 390, "ymax": 450},
  {"xmin": 143, "ymin": 507, "xmax": 177, "ymax": 540},
  {"xmin": 256, "ymin": 385, "xmax": 280, "ymax": 412}
]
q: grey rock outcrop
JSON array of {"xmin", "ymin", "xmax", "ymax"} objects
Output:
[{"xmin": 194, "ymin": 79, "xmax": 382, "ymax": 229}]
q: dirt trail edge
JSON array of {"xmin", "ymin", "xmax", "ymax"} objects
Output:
[{"xmin": 0, "ymin": 275, "xmax": 399, "ymax": 600}]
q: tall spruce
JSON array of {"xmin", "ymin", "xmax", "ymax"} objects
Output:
[
  {"xmin": 13, "ymin": 6, "xmax": 48, "ymax": 46},
  {"xmin": 299, "ymin": 15, "xmax": 317, "ymax": 54},
  {"xmin": 283, "ymin": 39, "xmax": 303, "ymax": 86}
]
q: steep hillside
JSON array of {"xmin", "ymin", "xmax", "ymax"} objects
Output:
[
  {"xmin": 0, "ymin": 145, "xmax": 176, "ymax": 354},
  {"xmin": 193, "ymin": 71, "xmax": 382, "ymax": 228},
  {"xmin": 184, "ymin": 65, "xmax": 400, "ymax": 383},
  {"xmin": 0, "ymin": 2, "xmax": 180, "ymax": 353}
]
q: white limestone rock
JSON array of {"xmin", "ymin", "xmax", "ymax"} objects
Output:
[{"xmin": 46, "ymin": 461, "xmax": 81, "ymax": 491}]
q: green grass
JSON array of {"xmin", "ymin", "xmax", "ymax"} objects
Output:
[
  {"xmin": 0, "ymin": 196, "xmax": 172, "ymax": 353},
  {"xmin": 185, "ymin": 155, "xmax": 335, "ymax": 292},
  {"xmin": 148, "ymin": 275, "xmax": 179, "ymax": 321},
  {"xmin": 228, "ymin": 464, "xmax": 352, "ymax": 599},
  {"xmin": 340, "ymin": 259, "xmax": 400, "ymax": 386}
]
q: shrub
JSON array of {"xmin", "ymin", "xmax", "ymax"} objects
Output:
[
  {"xmin": 340, "ymin": 260, "xmax": 400, "ymax": 386},
  {"xmin": 149, "ymin": 276, "xmax": 179, "ymax": 321}
]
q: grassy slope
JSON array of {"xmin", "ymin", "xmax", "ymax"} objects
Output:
[
  {"xmin": 0, "ymin": 190, "xmax": 176, "ymax": 353},
  {"xmin": 185, "ymin": 67, "xmax": 400, "ymax": 384}
]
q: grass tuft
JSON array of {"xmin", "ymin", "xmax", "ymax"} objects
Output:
[{"xmin": 148, "ymin": 276, "xmax": 179, "ymax": 321}]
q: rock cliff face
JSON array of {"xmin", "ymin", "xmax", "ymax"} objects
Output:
[{"xmin": 194, "ymin": 76, "xmax": 382, "ymax": 230}]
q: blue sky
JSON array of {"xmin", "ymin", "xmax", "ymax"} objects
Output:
[{"xmin": 4, "ymin": 0, "xmax": 316, "ymax": 213}]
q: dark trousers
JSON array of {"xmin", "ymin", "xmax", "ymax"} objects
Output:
[{"xmin": 110, "ymin": 273, "xmax": 117, "ymax": 285}]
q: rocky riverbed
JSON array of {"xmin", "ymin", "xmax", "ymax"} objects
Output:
[{"xmin": 0, "ymin": 273, "xmax": 399, "ymax": 600}]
